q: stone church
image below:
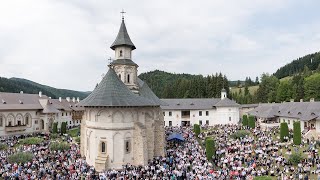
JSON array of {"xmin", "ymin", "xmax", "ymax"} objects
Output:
[{"xmin": 78, "ymin": 17, "xmax": 165, "ymax": 171}]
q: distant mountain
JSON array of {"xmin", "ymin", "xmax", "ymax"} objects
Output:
[
  {"xmin": 274, "ymin": 51, "xmax": 320, "ymax": 79},
  {"xmin": 0, "ymin": 77, "xmax": 89, "ymax": 99}
]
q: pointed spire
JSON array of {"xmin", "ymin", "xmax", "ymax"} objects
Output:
[{"xmin": 110, "ymin": 18, "xmax": 136, "ymax": 50}]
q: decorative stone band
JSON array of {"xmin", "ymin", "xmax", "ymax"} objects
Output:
[{"xmin": 85, "ymin": 125, "xmax": 134, "ymax": 130}]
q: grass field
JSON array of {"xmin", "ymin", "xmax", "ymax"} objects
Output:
[
  {"xmin": 230, "ymin": 85, "xmax": 259, "ymax": 95},
  {"xmin": 67, "ymin": 127, "xmax": 80, "ymax": 137}
]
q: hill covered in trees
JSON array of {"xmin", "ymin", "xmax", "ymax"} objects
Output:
[
  {"xmin": 0, "ymin": 77, "xmax": 89, "ymax": 99},
  {"xmin": 274, "ymin": 51, "xmax": 320, "ymax": 79},
  {"xmin": 138, "ymin": 70, "xmax": 229, "ymax": 99}
]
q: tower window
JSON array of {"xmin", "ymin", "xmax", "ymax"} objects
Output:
[
  {"xmin": 125, "ymin": 140, "xmax": 131, "ymax": 153},
  {"xmin": 119, "ymin": 50, "xmax": 123, "ymax": 57},
  {"xmin": 101, "ymin": 142, "xmax": 106, "ymax": 153},
  {"xmin": 118, "ymin": 74, "xmax": 121, "ymax": 79},
  {"xmin": 127, "ymin": 74, "xmax": 130, "ymax": 83}
]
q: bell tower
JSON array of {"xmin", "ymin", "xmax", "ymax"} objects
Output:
[{"xmin": 110, "ymin": 11, "xmax": 139, "ymax": 94}]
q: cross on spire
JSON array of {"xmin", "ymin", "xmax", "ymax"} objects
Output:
[
  {"xmin": 108, "ymin": 57, "xmax": 112, "ymax": 64},
  {"xmin": 120, "ymin": 9, "xmax": 126, "ymax": 20}
]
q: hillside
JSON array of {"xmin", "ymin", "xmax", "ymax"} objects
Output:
[
  {"xmin": 0, "ymin": 77, "xmax": 89, "ymax": 99},
  {"xmin": 138, "ymin": 70, "xmax": 230, "ymax": 99},
  {"xmin": 274, "ymin": 51, "xmax": 320, "ymax": 79}
]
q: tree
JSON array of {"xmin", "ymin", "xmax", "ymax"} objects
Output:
[
  {"xmin": 293, "ymin": 121, "xmax": 302, "ymax": 145},
  {"xmin": 248, "ymin": 115, "xmax": 255, "ymax": 129},
  {"xmin": 205, "ymin": 137, "xmax": 216, "ymax": 160},
  {"xmin": 60, "ymin": 122, "xmax": 67, "ymax": 134},
  {"xmin": 242, "ymin": 115, "xmax": 248, "ymax": 127},
  {"xmin": 193, "ymin": 124, "xmax": 201, "ymax": 136},
  {"xmin": 304, "ymin": 73, "xmax": 320, "ymax": 101},
  {"xmin": 52, "ymin": 122, "xmax": 58, "ymax": 134},
  {"xmin": 276, "ymin": 80, "xmax": 293, "ymax": 102},
  {"xmin": 280, "ymin": 122, "xmax": 289, "ymax": 142}
]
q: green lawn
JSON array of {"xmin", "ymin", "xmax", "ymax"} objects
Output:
[
  {"xmin": 67, "ymin": 127, "xmax": 80, "ymax": 137},
  {"xmin": 230, "ymin": 85, "xmax": 259, "ymax": 95}
]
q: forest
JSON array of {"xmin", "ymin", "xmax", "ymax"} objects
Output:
[{"xmin": 138, "ymin": 70, "xmax": 230, "ymax": 99}]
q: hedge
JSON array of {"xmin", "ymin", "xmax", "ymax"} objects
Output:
[
  {"xmin": 205, "ymin": 137, "xmax": 215, "ymax": 160},
  {"xmin": 8, "ymin": 152, "xmax": 33, "ymax": 164},
  {"xmin": 242, "ymin": 115, "xmax": 248, "ymax": 127},
  {"xmin": 288, "ymin": 152, "xmax": 303, "ymax": 165},
  {"xmin": 20, "ymin": 137, "xmax": 44, "ymax": 145},
  {"xmin": 52, "ymin": 122, "xmax": 58, "ymax": 134},
  {"xmin": 293, "ymin": 121, "xmax": 302, "ymax": 145},
  {"xmin": 280, "ymin": 122, "xmax": 289, "ymax": 142},
  {"xmin": 193, "ymin": 124, "xmax": 201, "ymax": 136},
  {"xmin": 248, "ymin": 115, "xmax": 255, "ymax": 129},
  {"xmin": 60, "ymin": 122, "xmax": 67, "ymax": 134},
  {"xmin": 0, "ymin": 143, "xmax": 7, "ymax": 150},
  {"xmin": 75, "ymin": 137, "xmax": 80, "ymax": 144},
  {"xmin": 231, "ymin": 130, "xmax": 250, "ymax": 139},
  {"xmin": 50, "ymin": 142, "xmax": 70, "ymax": 151}
]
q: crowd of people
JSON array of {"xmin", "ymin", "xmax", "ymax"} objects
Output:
[
  {"xmin": 200, "ymin": 124, "xmax": 320, "ymax": 179},
  {"xmin": 0, "ymin": 124, "xmax": 319, "ymax": 179}
]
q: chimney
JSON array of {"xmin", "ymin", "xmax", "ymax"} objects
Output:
[
  {"xmin": 310, "ymin": 98, "xmax": 315, "ymax": 102},
  {"xmin": 39, "ymin": 91, "xmax": 42, "ymax": 97},
  {"xmin": 76, "ymin": 97, "xmax": 80, "ymax": 102},
  {"xmin": 66, "ymin": 97, "xmax": 70, "ymax": 102},
  {"xmin": 300, "ymin": 99, "xmax": 303, "ymax": 102},
  {"xmin": 59, "ymin": 97, "xmax": 62, "ymax": 102},
  {"xmin": 290, "ymin": 99, "xmax": 294, "ymax": 102},
  {"xmin": 20, "ymin": 91, "xmax": 23, "ymax": 94},
  {"xmin": 72, "ymin": 97, "xmax": 76, "ymax": 102}
]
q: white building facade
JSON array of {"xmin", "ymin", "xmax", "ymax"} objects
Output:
[
  {"xmin": 0, "ymin": 92, "xmax": 84, "ymax": 136},
  {"xmin": 162, "ymin": 90, "xmax": 240, "ymax": 127}
]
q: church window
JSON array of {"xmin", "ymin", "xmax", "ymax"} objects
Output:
[
  {"xmin": 127, "ymin": 74, "xmax": 130, "ymax": 83},
  {"xmin": 199, "ymin": 111, "xmax": 202, "ymax": 116},
  {"xmin": 25, "ymin": 116, "xmax": 29, "ymax": 125},
  {"xmin": 125, "ymin": 140, "xmax": 131, "ymax": 153},
  {"xmin": 35, "ymin": 120, "xmax": 38, "ymax": 124},
  {"xmin": 119, "ymin": 50, "xmax": 123, "ymax": 57},
  {"xmin": 118, "ymin": 74, "xmax": 121, "ymax": 79},
  {"xmin": 0, "ymin": 116, "xmax": 3, "ymax": 127},
  {"xmin": 163, "ymin": 112, "xmax": 165, "ymax": 116},
  {"xmin": 101, "ymin": 142, "xmax": 106, "ymax": 153}
]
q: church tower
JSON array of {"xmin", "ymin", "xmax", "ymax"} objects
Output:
[{"xmin": 110, "ymin": 16, "xmax": 139, "ymax": 94}]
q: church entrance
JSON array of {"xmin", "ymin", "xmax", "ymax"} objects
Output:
[{"xmin": 182, "ymin": 121, "xmax": 190, "ymax": 127}]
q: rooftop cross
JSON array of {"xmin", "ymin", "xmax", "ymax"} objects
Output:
[
  {"xmin": 120, "ymin": 9, "xmax": 126, "ymax": 20},
  {"xmin": 108, "ymin": 57, "xmax": 112, "ymax": 64}
]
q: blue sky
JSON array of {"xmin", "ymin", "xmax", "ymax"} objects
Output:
[{"xmin": 0, "ymin": 0, "xmax": 319, "ymax": 91}]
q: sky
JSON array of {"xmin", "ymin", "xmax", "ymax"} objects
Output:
[{"xmin": 0, "ymin": 0, "xmax": 320, "ymax": 91}]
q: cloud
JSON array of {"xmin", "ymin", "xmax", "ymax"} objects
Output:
[{"xmin": 0, "ymin": 0, "xmax": 319, "ymax": 91}]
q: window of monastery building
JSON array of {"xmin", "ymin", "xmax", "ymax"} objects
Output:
[
  {"xmin": 288, "ymin": 120, "xmax": 290, "ymax": 124},
  {"xmin": 169, "ymin": 112, "xmax": 172, "ymax": 116},
  {"xmin": 101, "ymin": 142, "xmax": 106, "ymax": 153},
  {"xmin": 199, "ymin": 111, "xmax": 202, "ymax": 116},
  {"xmin": 118, "ymin": 74, "xmax": 121, "ymax": 79},
  {"xmin": 35, "ymin": 120, "xmax": 38, "ymax": 124},
  {"xmin": 0, "ymin": 116, "xmax": 3, "ymax": 127},
  {"xmin": 199, "ymin": 120, "xmax": 202, "ymax": 125},
  {"xmin": 169, "ymin": 121, "xmax": 172, "ymax": 126},
  {"xmin": 163, "ymin": 112, "xmax": 165, "ymax": 116},
  {"xmin": 229, "ymin": 117, "xmax": 232, "ymax": 121},
  {"xmin": 125, "ymin": 140, "xmax": 131, "ymax": 153},
  {"xmin": 206, "ymin": 120, "xmax": 209, "ymax": 125},
  {"xmin": 206, "ymin": 111, "xmax": 209, "ymax": 116},
  {"xmin": 25, "ymin": 116, "xmax": 29, "ymax": 125},
  {"xmin": 62, "ymin": 113, "xmax": 64, "ymax": 116},
  {"xmin": 127, "ymin": 74, "xmax": 130, "ymax": 83},
  {"xmin": 119, "ymin": 50, "xmax": 123, "ymax": 57}
]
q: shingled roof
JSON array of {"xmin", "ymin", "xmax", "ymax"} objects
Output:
[
  {"xmin": 160, "ymin": 98, "xmax": 238, "ymax": 110},
  {"xmin": 110, "ymin": 19, "xmax": 136, "ymax": 50},
  {"xmin": 137, "ymin": 78, "xmax": 167, "ymax": 106},
  {"xmin": 78, "ymin": 68, "xmax": 157, "ymax": 107}
]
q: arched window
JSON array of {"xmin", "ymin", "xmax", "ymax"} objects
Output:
[
  {"xmin": 127, "ymin": 74, "xmax": 130, "ymax": 83},
  {"xmin": 119, "ymin": 50, "xmax": 123, "ymax": 57},
  {"xmin": 118, "ymin": 74, "xmax": 121, "ymax": 80},
  {"xmin": 101, "ymin": 142, "xmax": 106, "ymax": 153},
  {"xmin": 125, "ymin": 140, "xmax": 131, "ymax": 153}
]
